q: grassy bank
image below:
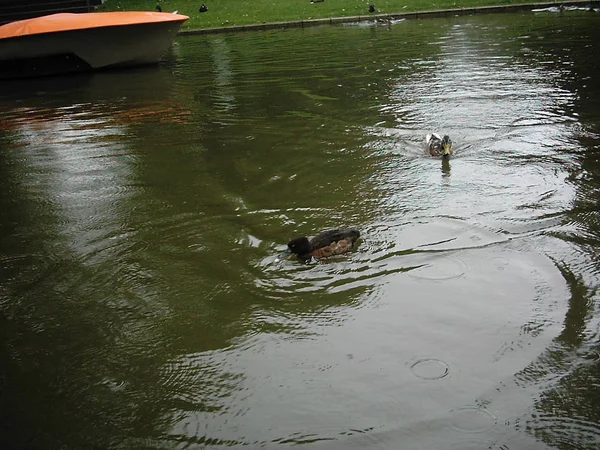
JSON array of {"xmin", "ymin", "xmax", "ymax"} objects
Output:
[{"xmin": 98, "ymin": 0, "xmax": 552, "ymax": 30}]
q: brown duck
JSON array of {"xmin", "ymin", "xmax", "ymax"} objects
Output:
[
  {"xmin": 425, "ymin": 133, "xmax": 453, "ymax": 158},
  {"xmin": 282, "ymin": 228, "xmax": 360, "ymax": 261}
]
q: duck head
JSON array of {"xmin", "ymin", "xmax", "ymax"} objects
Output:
[
  {"xmin": 278, "ymin": 236, "xmax": 311, "ymax": 259},
  {"xmin": 287, "ymin": 236, "xmax": 311, "ymax": 256},
  {"xmin": 441, "ymin": 135, "xmax": 453, "ymax": 158}
]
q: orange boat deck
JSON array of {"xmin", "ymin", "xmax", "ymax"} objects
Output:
[{"xmin": 0, "ymin": 11, "xmax": 189, "ymax": 40}]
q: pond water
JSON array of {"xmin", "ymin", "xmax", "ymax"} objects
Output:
[{"xmin": 1, "ymin": 9, "xmax": 600, "ymax": 450}]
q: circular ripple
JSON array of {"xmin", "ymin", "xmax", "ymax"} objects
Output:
[
  {"xmin": 409, "ymin": 358, "xmax": 450, "ymax": 380},
  {"xmin": 100, "ymin": 378, "xmax": 127, "ymax": 393},
  {"xmin": 445, "ymin": 437, "xmax": 502, "ymax": 449},
  {"xmin": 449, "ymin": 406, "xmax": 497, "ymax": 433},
  {"xmin": 409, "ymin": 254, "xmax": 469, "ymax": 280}
]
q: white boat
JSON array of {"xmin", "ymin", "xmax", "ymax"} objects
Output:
[{"xmin": 0, "ymin": 11, "xmax": 189, "ymax": 79}]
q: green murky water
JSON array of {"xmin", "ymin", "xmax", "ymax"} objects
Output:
[{"xmin": 1, "ymin": 8, "xmax": 599, "ymax": 450}]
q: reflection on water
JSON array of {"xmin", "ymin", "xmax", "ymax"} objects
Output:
[{"xmin": 1, "ymin": 10, "xmax": 600, "ymax": 450}]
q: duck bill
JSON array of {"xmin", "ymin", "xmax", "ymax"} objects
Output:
[
  {"xmin": 277, "ymin": 248, "xmax": 292, "ymax": 260},
  {"xmin": 442, "ymin": 144, "xmax": 452, "ymax": 158}
]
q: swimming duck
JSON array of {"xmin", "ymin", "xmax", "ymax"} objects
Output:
[
  {"xmin": 425, "ymin": 133, "xmax": 453, "ymax": 158},
  {"xmin": 281, "ymin": 228, "xmax": 360, "ymax": 261}
]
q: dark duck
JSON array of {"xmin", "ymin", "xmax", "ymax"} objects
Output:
[
  {"xmin": 425, "ymin": 133, "xmax": 453, "ymax": 158},
  {"xmin": 282, "ymin": 228, "xmax": 360, "ymax": 261}
]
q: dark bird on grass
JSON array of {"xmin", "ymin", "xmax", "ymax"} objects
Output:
[
  {"xmin": 425, "ymin": 133, "xmax": 453, "ymax": 158},
  {"xmin": 155, "ymin": 4, "xmax": 162, "ymax": 12},
  {"xmin": 281, "ymin": 228, "xmax": 361, "ymax": 261},
  {"xmin": 199, "ymin": 4, "xmax": 208, "ymax": 12},
  {"xmin": 369, "ymin": 4, "xmax": 376, "ymax": 13}
]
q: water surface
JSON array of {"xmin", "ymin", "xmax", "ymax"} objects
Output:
[{"xmin": 1, "ymin": 9, "xmax": 600, "ymax": 450}]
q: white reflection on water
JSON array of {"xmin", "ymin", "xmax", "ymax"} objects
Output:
[{"xmin": 5, "ymin": 106, "xmax": 132, "ymax": 254}]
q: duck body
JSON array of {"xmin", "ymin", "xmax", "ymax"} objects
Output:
[
  {"xmin": 286, "ymin": 228, "xmax": 360, "ymax": 261},
  {"xmin": 425, "ymin": 133, "xmax": 453, "ymax": 158}
]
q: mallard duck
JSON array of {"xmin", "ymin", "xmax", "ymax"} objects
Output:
[
  {"xmin": 281, "ymin": 228, "xmax": 360, "ymax": 261},
  {"xmin": 425, "ymin": 133, "xmax": 453, "ymax": 158}
]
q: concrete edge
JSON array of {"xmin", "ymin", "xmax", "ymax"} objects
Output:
[{"xmin": 178, "ymin": 1, "xmax": 599, "ymax": 36}]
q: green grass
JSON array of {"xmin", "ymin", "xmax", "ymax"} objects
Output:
[{"xmin": 98, "ymin": 0, "xmax": 553, "ymax": 30}]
